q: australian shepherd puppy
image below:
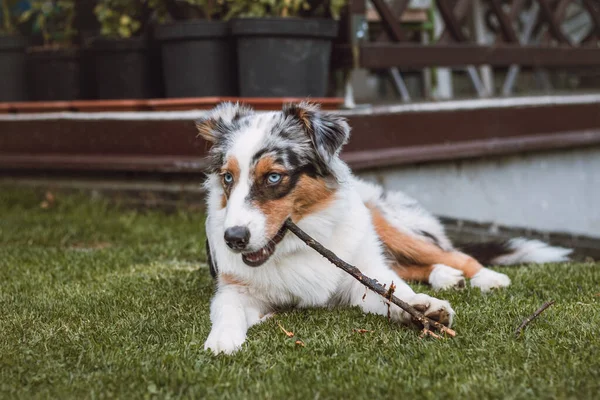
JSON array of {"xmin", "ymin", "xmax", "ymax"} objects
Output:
[{"xmin": 197, "ymin": 102, "xmax": 571, "ymax": 355}]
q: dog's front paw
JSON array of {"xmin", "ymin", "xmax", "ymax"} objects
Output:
[
  {"xmin": 408, "ymin": 293, "xmax": 455, "ymax": 327},
  {"xmin": 429, "ymin": 264, "xmax": 466, "ymax": 290},
  {"xmin": 470, "ymin": 268, "xmax": 511, "ymax": 292},
  {"xmin": 204, "ymin": 328, "xmax": 246, "ymax": 355}
]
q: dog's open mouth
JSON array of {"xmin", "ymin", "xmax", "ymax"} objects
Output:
[{"xmin": 241, "ymin": 224, "xmax": 288, "ymax": 267}]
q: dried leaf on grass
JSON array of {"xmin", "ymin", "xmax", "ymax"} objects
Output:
[
  {"xmin": 40, "ymin": 191, "xmax": 56, "ymax": 209},
  {"xmin": 277, "ymin": 321, "xmax": 295, "ymax": 338},
  {"xmin": 277, "ymin": 321, "xmax": 306, "ymax": 348}
]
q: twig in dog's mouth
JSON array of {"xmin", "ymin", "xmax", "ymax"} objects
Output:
[{"xmin": 284, "ymin": 219, "xmax": 456, "ymax": 338}]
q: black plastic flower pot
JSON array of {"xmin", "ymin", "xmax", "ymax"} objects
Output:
[
  {"xmin": 155, "ymin": 20, "xmax": 237, "ymax": 98},
  {"xmin": 0, "ymin": 35, "xmax": 28, "ymax": 101},
  {"xmin": 231, "ymin": 17, "xmax": 339, "ymax": 98},
  {"xmin": 88, "ymin": 36, "xmax": 158, "ymax": 100},
  {"xmin": 27, "ymin": 47, "xmax": 82, "ymax": 101}
]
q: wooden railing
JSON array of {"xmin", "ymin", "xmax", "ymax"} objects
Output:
[{"xmin": 335, "ymin": 0, "xmax": 600, "ymax": 69}]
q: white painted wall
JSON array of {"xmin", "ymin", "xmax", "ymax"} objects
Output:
[{"xmin": 358, "ymin": 147, "xmax": 600, "ymax": 237}]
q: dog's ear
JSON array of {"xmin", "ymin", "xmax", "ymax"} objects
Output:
[
  {"xmin": 195, "ymin": 102, "xmax": 254, "ymax": 143},
  {"xmin": 282, "ymin": 102, "xmax": 350, "ymax": 170}
]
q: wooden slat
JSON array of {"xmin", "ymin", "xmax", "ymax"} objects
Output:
[
  {"xmin": 582, "ymin": 0, "xmax": 600, "ymax": 39},
  {"xmin": 342, "ymin": 129, "xmax": 600, "ymax": 170},
  {"xmin": 0, "ymin": 97, "xmax": 344, "ymax": 114},
  {"xmin": 369, "ymin": 8, "xmax": 428, "ymax": 23},
  {"xmin": 0, "ymin": 155, "xmax": 208, "ymax": 173},
  {"xmin": 508, "ymin": 0, "xmax": 528, "ymax": 20},
  {"xmin": 493, "ymin": 0, "xmax": 528, "ymax": 45},
  {"xmin": 553, "ymin": 0, "xmax": 572, "ymax": 25},
  {"xmin": 357, "ymin": 43, "xmax": 600, "ymax": 68},
  {"xmin": 438, "ymin": 0, "xmax": 471, "ymax": 43},
  {"xmin": 489, "ymin": 0, "xmax": 520, "ymax": 43},
  {"xmin": 534, "ymin": 0, "xmax": 571, "ymax": 44},
  {"xmin": 373, "ymin": 0, "xmax": 412, "ymax": 42},
  {"xmin": 436, "ymin": 0, "xmax": 468, "ymax": 42},
  {"xmin": 350, "ymin": 0, "xmax": 366, "ymax": 14},
  {"xmin": 580, "ymin": 31, "xmax": 598, "ymax": 46},
  {"xmin": 537, "ymin": 0, "xmax": 572, "ymax": 45},
  {"xmin": 370, "ymin": 0, "xmax": 407, "ymax": 41}
]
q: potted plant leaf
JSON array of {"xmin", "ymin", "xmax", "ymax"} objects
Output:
[
  {"xmin": 228, "ymin": 0, "xmax": 345, "ymax": 97},
  {"xmin": 90, "ymin": 0, "xmax": 161, "ymax": 99},
  {"xmin": 154, "ymin": 0, "xmax": 238, "ymax": 98},
  {"xmin": 0, "ymin": 0, "xmax": 27, "ymax": 101},
  {"xmin": 20, "ymin": 0, "xmax": 80, "ymax": 101}
]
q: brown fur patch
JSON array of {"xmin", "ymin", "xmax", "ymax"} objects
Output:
[
  {"xmin": 439, "ymin": 252, "xmax": 484, "ymax": 278},
  {"xmin": 253, "ymin": 156, "xmax": 283, "ymax": 181},
  {"xmin": 222, "ymin": 157, "xmax": 240, "ymax": 179},
  {"xmin": 255, "ymin": 197, "xmax": 294, "ymax": 239},
  {"xmin": 392, "ymin": 264, "xmax": 435, "ymax": 282},
  {"xmin": 368, "ymin": 203, "xmax": 484, "ymax": 278},
  {"xmin": 291, "ymin": 175, "xmax": 336, "ymax": 220},
  {"xmin": 254, "ymin": 174, "xmax": 337, "ymax": 239},
  {"xmin": 220, "ymin": 194, "xmax": 227, "ymax": 209},
  {"xmin": 220, "ymin": 157, "xmax": 240, "ymax": 208},
  {"xmin": 368, "ymin": 202, "xmax": 443, "ymax": 265},
  {"xmin": 219, "ymin": 273, "xmax": 247, "ymax": 287},
  {"xmin": 196, "ymin": 118, "xmax": 217, "ymax": 142},
  {"xmin": 284, "ymin": 103, "xmax": 312, "ymax": 132}
]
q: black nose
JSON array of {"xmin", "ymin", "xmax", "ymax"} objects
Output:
[{"xmin": 224, "ymin": 226, "xmax": 250, "ymax": 250}]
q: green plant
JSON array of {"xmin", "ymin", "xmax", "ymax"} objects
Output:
[
  {"xmin": 155, "ymin": 0, "xmax": 227, "ymax": 21},
  {"xmin": 0, "ymin": 0, "xmax": 19, "ymax": 34},
  {"xmin": 94, "ymin": 0, "xmax": 155, "ymax": 38},
  {"xmin": 19, "ymin": 0, "xmax": 76, "ymax": 47},
  {"xmin": 225, "ymin": 0, "xmax": 347, "ymax": 19}
]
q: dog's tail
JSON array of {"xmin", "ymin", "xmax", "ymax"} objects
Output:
[{"xmin": 458, "ymin": 238, "xmax": 572, "ymax": 266}]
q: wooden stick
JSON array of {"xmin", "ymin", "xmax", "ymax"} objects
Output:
[
  {"xmin": 284, "ymin": 219, "xmax": 456, "ymax": 338},
  {"xmin": 514, "ymin": 300, "xmax": 555, "ymax": 337}
]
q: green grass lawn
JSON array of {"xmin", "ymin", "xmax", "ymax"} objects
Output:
[{"xmin": 1, "ymin": 187, "xmax": 599, "ymax": 399}]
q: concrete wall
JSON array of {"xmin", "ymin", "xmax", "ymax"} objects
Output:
[{"xmin": 358, "ymin": 147, "xmax": 600, "ymax": 238}]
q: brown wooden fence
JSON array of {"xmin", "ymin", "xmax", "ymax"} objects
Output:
[{"xmin": 334, "ymin": 0, "xmax": 600, "ymax": 69}]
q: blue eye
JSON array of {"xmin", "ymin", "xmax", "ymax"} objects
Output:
[
  {"xmin": 223, "ymin": 173, "xmax": 234, "ymax": 184},
  {"xmin": 267, "ymin": 173, "xmax": 282, "ymax": 184}
]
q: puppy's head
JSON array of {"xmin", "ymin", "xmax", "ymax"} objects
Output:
[{"xmin": 197, "ymin": 102, "xmax": 350, "ymax": 267}]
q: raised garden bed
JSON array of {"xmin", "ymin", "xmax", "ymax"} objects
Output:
[
  {"xmin": 0, "ymin": 97, "xmax": 344, "ymax": 114},
  {"xmin": 1, "ymin": 95, "xmax": 599, "ymax": 174}
]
